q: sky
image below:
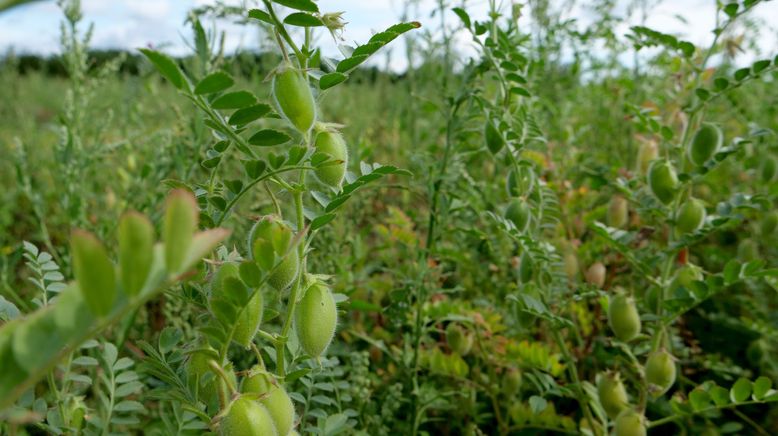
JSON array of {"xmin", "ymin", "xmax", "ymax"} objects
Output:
[{"xmin": 0, "ymin": 0, "xmax": 776, "ymax": 71}]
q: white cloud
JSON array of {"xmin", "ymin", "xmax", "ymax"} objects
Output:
[
  {"xmin": 0, "ymin": 0, "xmax": 775, "ymax": 69},
  {"xmin": 125, "ymin": 0, "xmax": 173, "ymax": 19}
]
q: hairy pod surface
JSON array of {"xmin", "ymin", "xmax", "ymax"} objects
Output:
[
  {"xmin": 675, "ymin": 198, "xmax": 706, "ymax": 234},
  {"xmin": 186, "ymin": 348, "xmax": 236, "ymax": 414},
  {"xmin": 272, "ymin": 63, "xmax": 316, "ymax": 133},
  {"xmin": 70, "ymin": 230, "xmax": 116, "ymax": 316},
  {"xmin": 636, "ymin": 141, "xmax": 658, "ymax": 175},
  {"xmin": 219, "ymin": 396, "xmax": 278, "ymax": 436},
  {"xmin": 313, "ymin": 127, "xmax": 348, "ymax": 189},
  {"xmin": 210, "ymin": 262, "xmax": 240, "ymax": 296},
  {"xmin": 249, "ymin": 217, "xmax": 299, "ymax": 290},
  {"xmin": 564, "ymin": 250, "xmax": 579, "ymax": 280},
  {"xmin": 235, "ymin": 289, "xmax": 263, "ymax": 348},
  {"xmin": 608, "ymin": 293, "xmax": 641, "ymax": 342},
  {"xmin": 503, "ymin": 368, "xmax": 522, "ymax": 396},
  {"xmin": 294, "ymin": 282, "xmax": 338, "ymax": 357},
  {"xmin": 484, "ymin": 118, "xmax": 504, "ymax": 154},
  {"xmin": 504, "ymin": 198, "xmax": 531, "ymax": 232},
  {"xmin": 597, "ymin": 372, "xmax": 629, "ymax": 419},
  {"xmin": 614, "ymin": 409, "xmax": 646, "ymax": 436},
  {"xmin": 210, "ymin": 263, "xmax": 264, "ymax": 347},
  {"xmin": 446, "ymin": 323, "xmax": 473, "ymax": 356},
  {"xmin": 506, "ymin": 166, "xmax": 535, "ymax": 196},
  {"xmin": 518, "ymin": 252, "xmax": 534, "ymax": 284},
  {"xmin": 645, "ymin": 350, "xmax": 676, "ymax": 396},
  {"xmin": 669, "ymin": 265, "xmax": 703, "ymax": 296},
  {"xmin": 242, "ymin": 368, "xmax": 296, "ymax": 436},
  {"xmin": 647, "ymin": 160, "xmax": 678, "ymax": 205},
  {"xmin": 689, "ymin": 123, "xmax": 722, "ymax": 166},
  {"xmin": 585, "ymin": 262, "xmax": 606, "ymax": 288},
  {"xmin": 607, "ymin": 195, "xmax": 629, "ymax": 229}
]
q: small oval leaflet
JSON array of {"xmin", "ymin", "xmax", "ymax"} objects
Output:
[
  {"xmin": 211, "ymin": 91, "xmax": 257, "ymax": 110},
  {"xmin": 249, "ymin": 129, "xmax": 292, "ymax": 146},
  {"xmin": 194, "ymin": 71, "xmax": 234, "ymax": 95}
]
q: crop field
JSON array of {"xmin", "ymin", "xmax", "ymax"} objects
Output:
[{"xmin": 1, "ymin": 0, "xmax": 777, "ymax": 435}]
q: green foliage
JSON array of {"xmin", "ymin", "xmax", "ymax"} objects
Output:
[{"xmin": 1, "ymin": 0, "xmax": 777, "ymax": 434}]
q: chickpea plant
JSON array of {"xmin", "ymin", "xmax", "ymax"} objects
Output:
[
  {"xmin": 139, "ymin": 1, "xmax": 417, "ymax": 434},
  {"xmin": 586, "ymin": 2, "xmax": 778, "ymax": 434},
  {"xmin": 437, "ymin": 2, "xmax": 778, "ymax": 435}
]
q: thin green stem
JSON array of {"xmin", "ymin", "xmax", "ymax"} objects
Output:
[
  {"xmin": 262, "ymin": 0, "xmax": 304, "ymax": 63},
  {"xmin": 732, "ymin": 407, "xmax": 770, "ymax": 436},
  {"xmin": 410, "ymin": 100, "xmax": 463, "ymax": 435},
  {"xmin": 264, "ymin": 182, "xmax": 282, "ymax": 216},
  {"xmin": 256, "ymin": 329, "xmax": 279, "ymax": 347},
  {"xmin": 551, "ymin": 328, "xmax": 598, "ymax": 433},
  {"xmin": 209, "ymin": 360, "xmax": 238, "ymax": 397},
  {"xmin": 275, "ymin": 188, "xmax": 306, "ymax": 378},
  {"xmin": 214, "ymin": 165, "xmax": 314, "ymax": 226},
  {"xmin": 275, "ymin": 125, "xmax": 310, "ymax": 377}
]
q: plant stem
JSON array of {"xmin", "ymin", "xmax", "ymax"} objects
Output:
[
  {"xmin": 214, "ymin": 165, "xmax": 314, "ymax": 226},
  {"xmin": 275, "ymin": 124, "xmax": 310, "ymax": 377},
  {"xmin": 263, "ymin": 0, "xmax": 304, "ymax": 62},
  {"xmin": 410, "ymin": 100, "xmax": 463, "ymax": 435},
  {"xmin": 551, "ymin": 328, "xmax": 598, "ymax": 433}
]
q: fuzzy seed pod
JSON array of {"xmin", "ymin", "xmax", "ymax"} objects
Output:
[
  {"xmin": 669, "ymin": 265, "xmax": 703, "ymax": 296},
  {"xmin": 248, "ymin": 217, "xmax": 299, "ymax": 291},
  {"xmin": 294, "ymin": 282, "xmax": 338, "ymax": 357},
  {"xmin": 585, "ymin": 262, "xmax": 606, "ymax": 288},
  {"xmin": 518, "ymin": 252, "xmax": 534, "ymax": 284},
  {"xmin": 635, "ymin": 142, "xmax": 658, "ymax": 175},
  {"xmin": 506, "ymin": 166, "xmax": 535, "ymax": 196},
  {"xmin": 503, "ymin": 368, "xmax": 522, "ymax": 396},
  {"xmin": 505, "ymin": 199, "xmax": 531, "ymax": 232},
  {"xmin": 614, "ymin": 409, "xmax": 646, "ymax": 436},
  {"xmin": 446, "ymin": 323, "xmax": 473, "ymax": 356},
  {"xmin": 689, "ymin": 123, "xmax": 722, "ymax": 166},
  {"xmin": 272, "ymin": 63, "xmax": 316, "ymax": 133},
  {"xmin": 234, "ymin": 290, "xmax": 263, "ymax": 347},
  {"xmin": 597, "ymin": 372, "xmax": 629, "ymax": 419},
  {"xmin": 219, "ymin": 396, "xmax": 278, "ymax": 436},
  {"xmin": 645, "ymin": 350, "xmax": 676, "ymax": 396},
  {"xmin": 647, "ymin": 160, "xmax": 678, "ymax": 205},
  {"xmin": 313, "ymin": 126, "xmax": 348, "ymax": 189},
  {"xmin": 484, "ymin": 118, "xmax": 504, "ymax": 154},
  {"xmin": 242, "ymin": 369, "xmax": 296, "ymax": 436},
  {"xmin": 607, "ymin": 195, "xmax": 629, "ymax": 229},
  {"xmin": 210, "ymin": 263, "xmax": 264, "ymax": 348},
  {"xmin": 608, "ymin": 292, "xmax": 641, "ymax": 342},
  {"xmin": 675, "ymin": 198, "xmax": 706, "ymax": 234},
  {"xmin": 186, "ymin": 348, "xmax": 236, "ymax": 415},
  {"xmin": 564, "ymin": 250, "xmax": 579, "ymax": 281}
]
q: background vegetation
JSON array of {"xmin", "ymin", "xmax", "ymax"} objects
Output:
[{"xmin": 1, "ymin": 0, "xmax": 777, "ymax": 435}]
